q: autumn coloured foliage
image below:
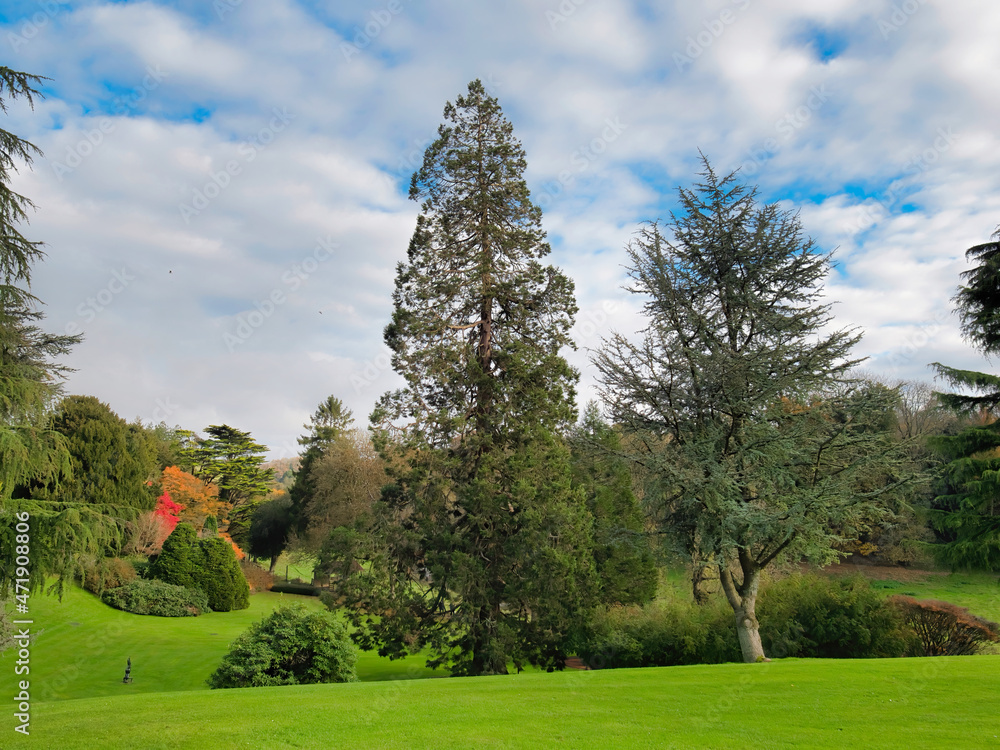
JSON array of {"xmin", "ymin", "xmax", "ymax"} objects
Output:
[
  {"xmin": 160, "ymin": 466, "xmax": 227, "ymax": 527},
  {"xmin": 154, "ymin": 492, "xmax": 183, "ymax": 536}
]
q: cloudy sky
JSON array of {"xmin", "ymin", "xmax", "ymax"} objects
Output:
[{"xmin": 3, "ymin": 0, "xmax": 998, "ymax": 457}]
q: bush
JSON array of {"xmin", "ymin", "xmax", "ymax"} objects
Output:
[
  {"xmin": 102, "ymin": 579, "xmax": 211, "ymax": 617},
  {"xmin": 207, "ymin": 604, "xmax": 357, "ymax": 688},
  {"xmin": 890, "ymin": 596, "xmax": 1000, "ymax": 655},
  {"xmin": 578, "ymin": 572, "xmax": 913, "ymax": 668},
  {"xmin": 149, "ymin": 523, "xmax": 199, "ymax": 588},
  {"xmin": 79, "ymin": 557, "xmax": 137, "ymax": 597},
  {"xmin": 757, "ymin": 574, "xmax": 911, "ymax": 659},
  {"xmin": 198, "ymin": 536, "xmax": 250, "ymax": 612},
  {"xmin": 149, "ymin": 523, "xmax": 250, "ymax": 611},
  {"xmin": 578, "ymin": 598, "xmax": 739, "ymax": 669},
  {"xmin": 241, "ymin": 559, "xmax": 276, "ymax": 593}
]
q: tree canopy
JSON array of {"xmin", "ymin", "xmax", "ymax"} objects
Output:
[{"xmin": 594, "ymin": 160, "xmax": 908, "ymax": 661}]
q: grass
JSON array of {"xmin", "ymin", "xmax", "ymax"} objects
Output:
[
  {"xmin": 861, "ymin": 571, "xmax": 1000, "ymax": 623},
  {"xmin": 5, "ymin": 656, "xmax": 998, "ymax": 749},
  {"xmin": 0, "ymin": 585, "xmax": 439, "ymax": 704}
]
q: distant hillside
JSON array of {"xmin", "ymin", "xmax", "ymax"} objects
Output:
[{"xmin": 264, "ymin": 456, "xmax": 301, "ymax": 490}]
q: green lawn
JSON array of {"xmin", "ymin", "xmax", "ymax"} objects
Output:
[
  {"xmin": 0, "ymin": 585, "xmax": 439, "ymax": 704},
  {"xmin": 5, "ymin": 656, "xmax": 998, "ymax": 749},
  {"xmin": 860, "ymin": 571, "xmax": 1000, "ymax": 624}
]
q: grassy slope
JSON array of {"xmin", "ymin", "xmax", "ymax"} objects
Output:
[
  {"xmin": 7, "ymin": 656, "xmax": 998, "ymax": 749},
  {"xmin": 862, "ymin": 572, "xmax": 1000, "ymax": 623},
  {"xmin": 0, "ymin": 586, "xmax": 438, "ymax": 704}
]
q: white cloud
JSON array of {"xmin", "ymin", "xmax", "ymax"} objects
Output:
[{"xmin": 4, "ymin": 0, "xmax": 1000, "ymax": 455}]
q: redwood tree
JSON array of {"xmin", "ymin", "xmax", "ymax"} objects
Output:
[{"xmin": 339, "ymin": 80, "xmax": 595, "ymax": 676}]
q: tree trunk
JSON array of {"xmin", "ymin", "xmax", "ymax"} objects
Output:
[
  {"xmin": 733, "ymin": 601, "xmax": 765, "ymax": 663},
  {"xmin": 471, "ymin": 607, "xmax": 509, "ymax": 676},
  {"xmin": 268, "ymin": 555, "xmax": 278, "ymax": 574},
  {"xmin": 692, "ymin": 565, "xmax": 710, "ymax": 605},
  {"xmin": 719, "ymin": 554, "xmax": 767, "ymax": 663}
]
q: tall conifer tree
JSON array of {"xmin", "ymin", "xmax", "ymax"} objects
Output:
[
  {"xmin": 929, "ymin": 226, "xmax": 1000, "ymax": 571},
  {"xmin": 340, "ymin": 80, "xmax": 594, "ymax": 676}
]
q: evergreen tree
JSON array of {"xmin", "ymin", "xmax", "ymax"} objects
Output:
[
  {"xmin": 340, "ymin": 80, "xmax": 595, "ymax": 676},
  {"xmin": 151, "ymin": 522, "xmax": 250, "ymax": 611},
  {"xmin": 0, "ymin": 66, "xmax": 81, "ymax": 500},
  {"xmin": 594, "ymin": 160, "xmax": 908, "ymax": 662},
  {"xmin": 31, "ymin": 395, "xmax": 158, "ymax": 512},
  {"xmin": 288, "ymin": 395, "xmax": 353, "ymax": 539},
  {"xmin": 248, "ymin": 493, "xmax": 293, "ymax": 572},
  {"xmin": 929, "ymin": 226, "xmax": 1000, "ymax": 571},
  {"xmin": 569, "ymin": 403, "xmax": 658, "ymax": 605},
  {"xmin": 183, "ymin": 424, "xmax": 273, "ymax": 509},
  {"xmin": 197, "ymin": 535, "xmax": 249, "ymax": 611},
  {"xmin": 0, "ymin": 69, "xmax": 130, "ymax": 598}
]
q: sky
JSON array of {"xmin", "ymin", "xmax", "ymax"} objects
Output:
[{"xmin": 2, "ymin": 0, "xmax": 999, "ymax": 458}]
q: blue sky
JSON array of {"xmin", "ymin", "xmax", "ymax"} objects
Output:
[{"xmin": 3, "ymin": 0, "xmax": 999, "ymax": 457}]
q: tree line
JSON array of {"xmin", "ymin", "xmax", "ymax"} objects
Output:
[{"xmin": 1, "ymin": 71, "xmax": 997, "ymax": 671}]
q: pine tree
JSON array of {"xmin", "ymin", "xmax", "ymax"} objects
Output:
[
  {"xmin": 288, "ymin": 395, "xmax": 353, "ymax": 540},
  {"xmin": 928, "ymin": 226, "xmax": 1000, "ymax": 571},
  {"xmin": 341, "ymin": 80, "xmax": 595, "ymax": 676},
  {"xmin": 594, "ymin": 159, "xmax": 908, "ymax": 662}
]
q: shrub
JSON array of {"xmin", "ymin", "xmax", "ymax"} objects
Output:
[
  {"xmin": 207, "ymin": 604, "xmax": 357, "ymax": 688},
  {"xmin": 757, "ymin": 574, "xmax": 911, "ymax": 659},
  {"xmin": 149, "ymin": 523, "xmax": 199, "ymax": 588},
  {"xmin": 241, "ymin": 559, "xmax": 276, "ymax": 593},
  {"xmin": 102, "ymin": 579, "xmax": 211, "ymax": 617},
  {"xmin": 79, "ymin": 557, "xmax": 137, "ymax": 597},
  {"xmin": 578, "ymin": 598, "xmax": 739, "ymax": 669},
  {"xmin": 890, "ymin": 596, "xmax": 1000, "ymax": 655},
  {"xmin": 149, "ymin": 523, "xmax": 250, "ymax": 611},
  {"xmin": 198, "ymin": 536, "xmax": 250, "ymax": 611},
  {"xmin": 578, "ymin": 572, "xmax": 913, "ymax": 668}
]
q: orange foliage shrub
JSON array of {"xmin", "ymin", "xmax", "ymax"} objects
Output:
[{"xmin": 161, "ymin": 466, "xmax": 227, "ymax": 527}]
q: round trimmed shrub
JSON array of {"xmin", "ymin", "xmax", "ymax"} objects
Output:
[
  {"xmin": 102, "ymin": 579, "xmax": 211, "ymax": 617},
  {"xmin": 207, "ymin": 604, "xmax": 357, "ymax": 688},
  {"xmin": 149, "ymin": 522, "xmax": 250, "ymax": 611}
]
